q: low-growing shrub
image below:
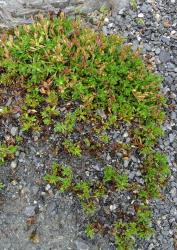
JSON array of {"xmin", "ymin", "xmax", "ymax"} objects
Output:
[{"xmin": 0, "ymin": 13, "xmax": 170, "ymax": 249}]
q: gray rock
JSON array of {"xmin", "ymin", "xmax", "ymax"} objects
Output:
[
  {"xmin": 74, "ymin": 240, "xmax": 90, "ymax": 250},
  {"xmin": 159, "ymin": 50, "xmax": 171, "ymax": 63},
  {"xmin": 24, "ymin": 205, "xmax": 38, "ymax": 217},
  {"xmin": 49, "ymin": 0, "xmax": 69, "ymax": 8},
  {"xmin": 10, "ymin": 126, "xmax": 18, "ymax": 136},
  {"xmin": 123, "ymin": 160, "xmax": 129, "ymax": 168},
  {"xmin": 170, "ymin": 187, "xmax": 176, "ymax": 198},
  {"xmin": 169, "ymin": 133, "xmax": 175, "ymax": 143},
  {"xmin": 10, "ymin": 160, "xmax": 17, "ymax": 169},
  {"xmin": 155, "ymin": 48, "xmax": 161, "ymax": 55}
]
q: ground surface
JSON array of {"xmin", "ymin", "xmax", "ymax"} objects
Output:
[
  {"xmin": 0, "ymin": 0, "xmax": 177, "ymax": 250},
  {"xmin": 0, "ymin": 0, "xmax": 128, "ymax": 28}
]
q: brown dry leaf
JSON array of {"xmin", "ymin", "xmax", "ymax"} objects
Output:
[
  {"xmin": 28, "ymin": 109, "xmax": 37, "ymax": 114},
  {"xmin": 5, "ymin": 135, "xmax": 16, "ymax": 145},
  {"xmin": 132, "ymin": 89, "xmax": 149, "ymax": 102},
  {"xmin": 26, "ymin": 216, "xmax": 37, "ymax": 226}
]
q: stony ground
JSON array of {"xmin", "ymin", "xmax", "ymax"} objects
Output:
[
  {"xmin": 0, "ymin": 0, "xmax": 177, "ymax": 250},
  {"xmin": 0, "ymin": 0, "xmax": 128, "ymax": 28}
]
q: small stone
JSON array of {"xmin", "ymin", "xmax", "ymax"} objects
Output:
[
  {"xmin": 10, "ymin": 160, "xmax": 17, "ymax": 169},
  {"xmin": 155, "ymin": 48, "xmax": 161, "ymax": 55},
  {"xmin": 11, "ymin": 180, "xmax": 17, "ymax": 186},
  {"xmin": 171, "ymin": 30, "xmax": 176, "ymax": 35},
  {"xmin": 96, "ymin": 109, "xmax": 107, "ymax": 119},
  {"xmin": 136, "ymin": 170, "xmax": 141, "ymax": 177},
  {"xmin": 24, "ymin": 206, "xmax": 37, "ymax": 217},
  {"xmin": 124, "ymin": 160, "xmax": 129, "ymax": 168},
  {"xmin": 110, "ymin": 204, "xmax": 117, "ymax": 211},
  {"xmin": 129, "ymin": 172, "xmax": 135, "ymax": 180},
  {"xmin": 171, "ymin": 112, "xmax": 176, "ymax": 120},
  {"xmin": 148, "ymin": 243, "xmax": 154, "ymax": 250},
  {"xmin": 102, "ymin": 26, "xmax": 108, "ymax": 35},
  {"xmin": 45, "ymin": 184, "xmax": 51, "ymax": 191},
  {"xmin": 169, "ymin": 133, "xmax": 175, "ymax": 143},
  {"xmin": 106, "ymin": 153, "xmax": 111, "ymax": 161},
  {"xmin": 155, "ymin": 13, "xmax": 161, "ymax": 22},
  {"xmin": 74, "ymin": 240, "xmax": 89, "ymax": 250},
  {"xmin": 157, "ymin": 220, "xmax": 161, "ymax": 226},
  {"xmin": 108, "ymin": 23, "xmax": 114, "ymax": 28},
  {"xmin": 32, "ymin": 186, "xmax": 39, "ymax": 195},
  {"xmin": 10, "ymin": 127, "xmax": 18, "ymax": 136},
  {"xmin": 33, "ymin": 136, "xmax": 38, "ymax": 142},
  {"xmin": 92, "ymin": 164, "xmax": 101, "ymax": 171},
  {"xmin": 170, "ymin": 187, "xmax": 176, "ymax": 198},
  {"xmin": 138, "ymin": 13, "xmax": 144, "ymax": 18},
  {"xmin": 159, "ymin": 50, "xmax": 171, "ymax": 63},
  {"xmin": 161, "ymin": 36, "xmax": 170, "ymax": 45},
  {"xmin": 123, "ymin": 132, "xmax": 128, "ymax": 138},
  {"xmin": 104, "ymin": 17, "xmax": 109, "ymax": 23}
]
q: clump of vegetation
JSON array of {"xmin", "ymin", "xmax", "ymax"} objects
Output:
[
  {"xmin": 0, "ymin": 182, "xmax": 4, "ymax": 190},
  {"xmin": 44, "ymin": 162, "xmax": 72, "ymax": 192},
  {"xmin": 103, "ymin": 165, "xmax": 128, "ymax": 190},
  {"xmin": 0, "ymin": 144, "xmax": 17, "ymax": 165},
  {"xmin": 0, "ymin": 13, "xmax": 170, "ymax": 249},
  {"xmin": 130, "ymin": 0, "xmax": 138, "ymax": 11},
  {"xmin": 114, "ymin": 206, "xmax": 153, "ymax": 250},
  {"xmin": 63, "ymin": 139, "xmax": 81, "ymax": 157}
]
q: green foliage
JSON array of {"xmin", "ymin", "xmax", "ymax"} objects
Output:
[
  {"xmin": 130, "ymin": 0, "xmax": 138, "ymax": 10},
  {"xmin": 0, "ymin": 13, "xmax": 170, "ymax": 250},
  {"xmin": 41, "ymin": 106, "xmax": 59, "ymax": 125},
  {"xmin": 54, "ymin": 111, "xmax": 76, "ymax": 134},
  {"xmin": 103, "ymin": 165, "xmax": 117, "ymax": 183},
  {"xmin": 63, "ymin": 139, "xmax": 81, "ymax": 157},
  {"xmin": 0, "ymin": 144, "xmax": 17, "ymax": 165},
  {"xmin": 0, "ymin": 182, "xmax": 4, "ymax": 190},
  {"xmin": 115, "ymin": 174, "xmax": 128, "ymax": 191},
  {"xmin": 114, "ymin": 222, "xmax": 137, "ymax": 250},
  {"xmin": 85, "ymin": 223, "xmax": 95, "ymax": 239},
  {"xmin": 103, "ymin": 165, "xmax": 128, "ymax": 191},
  {"xmin": 114, "ymin": 206, "xmax": 152, "ymax": 250},
  {"xmin": 0, "ymin": 106, "xmax": 11, "ymax": 116},
  {"xmin": 82, "ymin": 201, "xmax": 97, "ymax": 215},
  {"xmin": 0, "ymin": 13, "xmax": 163, "ymax": 135},
  {"xmin": 44, "ymin": 162, "xmax": 72, "ymax": 192},
  {"xmin": 74, "ymin": 181, "xmax": 91, "ymax": 200}
]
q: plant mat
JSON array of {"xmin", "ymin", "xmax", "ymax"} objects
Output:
[{"xmin": 0, "ymin": 13, "xmax": 170, "ymax": 250}]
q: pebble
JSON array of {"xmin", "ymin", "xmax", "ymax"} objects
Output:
[
  {"xmin": 24, "ymin": 205, "xmax": 38, "ymax": 217},
  {"xmin": 169, "ymin": 133, "xmax": 175, "ymax": 143},
  {"xmin": 123, "ymin": 160, "xmax": 129, "ymax": 168},
  {"xmin": 74, "ymin": 240, "xmax": 90, "ymax": 250},
  {"xmin": 45, "ymin": 184, "xmax": 51, "ymax": 191},
  {"xmin": 155, "ymin": 13, "xmax": 161, "ymax": 22},
  {"xmin": 110, "ymin": 204, "xmax": 117, "ymax": 211},
  {"xmin": 138, "ymin": 13, "xmax": 144, "ymax": 18},
  {"xmin": 155, "ymin": 48, "xmax": 161, "ymax": 54},
  {"xmin": 10, "ymin": 160, "xmax": 17, "ymax": 169},
  {"xmin": 170, "ymin": 187, "xmax": 176, "ymax": 198},
  {"xmin": 123, "ymin": 132, "xmax": 129, "ymax": 138},
  {"xmin": 10, "ymin": 127, "xmax": 18, "ymax": 136},
  {"xmin": 104, "ymin": 17, "xmax": 109, "ymax": 23}
]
